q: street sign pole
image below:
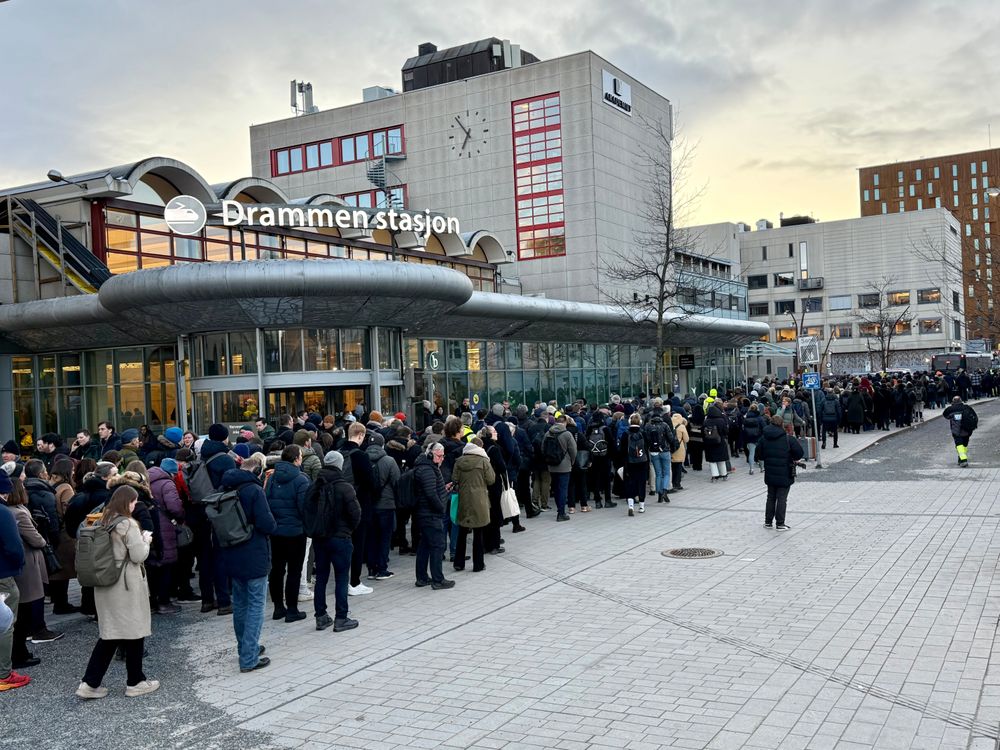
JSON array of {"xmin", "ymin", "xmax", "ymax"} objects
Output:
[
  {"xmin": 812, "ymin": 389, "xmax": 823, "ymax": 469},
  {"xmin": 802, "ymin": 371, "xmax": 823, "ymax": 469}
]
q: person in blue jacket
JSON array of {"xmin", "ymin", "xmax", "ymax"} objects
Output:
[
  {"xmin": 218, "ymin": 455, "xmax": 277, "ymax": 673},
  {"xmin": 264, "ymin": 445, "xmax": 311, "ymax": 623}
]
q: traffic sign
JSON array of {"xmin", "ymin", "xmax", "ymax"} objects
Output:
[{"xmin": 802, "ymin": 372, "xmax": 821, "ymax": 390}]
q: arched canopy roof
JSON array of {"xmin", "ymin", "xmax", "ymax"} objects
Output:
[{"xmin": 212, "ymin": 178, "xmax": 290, "ymax": 204}]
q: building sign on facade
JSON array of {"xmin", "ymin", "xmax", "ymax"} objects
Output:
[
  {"xmin": 601, "ymin": 70, "xmax": 632, "ymax": 116},
  {"xmin": 678, "ymin": 354, "xmax": 695, "ymax": 370}
]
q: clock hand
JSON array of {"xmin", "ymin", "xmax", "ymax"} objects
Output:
[
  {"xmin": 462, "ymin": 132, "xmax": 471, "ymax": 151},
  {"xmin": 454, "ymin": 115, "xmax": 471, "ymax": 137}
]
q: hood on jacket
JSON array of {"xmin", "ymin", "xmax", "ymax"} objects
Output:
[
  {"xmin": 761, "ymin": 424, "xmax": 787, "ymax": 441},
  {"xmin": 23, "ymin": 477, "xmax": 55, "ymax": 492},
  {"xmin": 271, "ymin": 461, "xmax": 302, "ymax": 484},
  {"xmin": 200, "ymin": 439, "xmax": 229, "ymax": 461},
  {"xmin": 671, "ymin": 413, "xmax": 687, "ymax": 427},
  {"xmin": 547, "ymin": 423, "xmax": 567, "ymax": 435},
  {"xmin": 157, "ymin": 435, "xmax": 180, "ymax": 450},
  {"xmin": 461, "ymin": 443, "xmax": 488, "ymax": 458},
  {"xmin": 706, "ymin": 405, "xmax": 724, "ymax": 419},
  {"xmin": 147, "ymin": 466, "xmax": 172, "ymax": 484},
  {"xmin": 221, "ymin": 467, "xmax": 262, "ymax": 489},
  {"xmin": 366, "ymin": 445, "xmax": 388, "ymax": 463}
]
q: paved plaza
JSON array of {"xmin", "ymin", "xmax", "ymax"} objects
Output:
[{"xmin": 7, "ymin": 401, "xmax": 1000, "ymax": 749}]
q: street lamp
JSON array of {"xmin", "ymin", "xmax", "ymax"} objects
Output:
[{"xmin": 46, "ymin": 169, "xmax": 87, "ymax": 191}]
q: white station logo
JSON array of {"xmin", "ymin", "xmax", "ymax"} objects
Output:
[{"xmin": 164, "ymin": 195, "xmax": 208, "ymax": 235}]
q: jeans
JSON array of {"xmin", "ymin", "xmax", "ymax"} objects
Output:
[
  {"xmin": 231, "ymin": 576, "xmax": 267, "ymax": 670},
  {"xmin": 746, "ymin": 442, "xmax": 757, "ymax": 466},
  {"xmin": 268, "ymin": 534, "xmax": 306, "ymax": 612},
  {"xmin": 366, "ymin": 509, "xmax": 396, "ymax": 576},
  {"xmin": 551, "ymin": 471, "xmax": 570, "ymax": 515},
  {"xmin": 83, "ymin": 638, "xmax": 146, "ymax": 687},
  {"xmin": 415, "ymin": 517, "xmax": 446, "ymax": 583},
  {"xmin": 0, "ymin": 576, "xmax": 18, "ymax": 677},
  {"xmin": 455, "ymin": 526, "xmax": 485, "ymax": 571},
  {"xmin": 765, "ymin": 485, "xmax": 790, "ymax": 525},
  {"xmin": 649, "ymin": 453, "xmax": 671, "ymax": 494},
  {"xmin": 314, "ymin": 537, "xmax": 352, "ymax": 620}
]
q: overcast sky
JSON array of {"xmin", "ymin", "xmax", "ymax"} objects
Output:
[{"xmin": 2, "ymin": 0, "xmax": 998, "ymax": 225}]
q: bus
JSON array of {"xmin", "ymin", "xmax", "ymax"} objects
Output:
[{"xmin": 931, "ymin": 353, "xmax": 994, "ymax": 373}]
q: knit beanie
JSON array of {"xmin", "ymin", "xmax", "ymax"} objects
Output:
[
  {"xmin": 232, "ymin": 444, "xmax": 252, "ymax": 460},
  {"xmin": 323, "ymin": 450, "xmax": 344, "ymax": 470},
  {"xmin": 120, "ymin": 428, "xmax": 139, "ymax": 444},
  {"xmin": 1, "ymin": 440, "xmax": 19, "ymax": 455},
  {"xmin": 208, "ymin": 423, "xmax": 229, "ymax": 442},
  {"xmin": 164, "ymin": 427, "xmax": 184, "ymax": 444},
  {"xmin": 160, "ymin": 458, "xmax": 179, "ymax": 475},
  {"xmin": 293, "ymin": 429, "xmax": 312, "ymax": 447}
]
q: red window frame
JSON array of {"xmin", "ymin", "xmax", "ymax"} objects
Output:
[
  {"xmin": 511, "ymin": 93, "xmax": 565, "ymax": 260},
  {"xmin": 339, "ymin": 185, "xmax": 408, "ymax": 210},
  {"xmin": 270, "ymin": 125, "xmax": 405, "ymax": 177}
]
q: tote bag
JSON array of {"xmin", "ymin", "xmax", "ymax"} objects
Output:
[{"xmin": 499, "ymin": 476, "xmax": 520, "ymax": 519}]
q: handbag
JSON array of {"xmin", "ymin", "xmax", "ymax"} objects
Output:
[
  {"xmin": 499, "ymin": 477, "xmax": 520, "ymax": 519},
  {"xmin": 42, "ymin": 543, "xmax": 62, "ymax": 575},
  {"xmin": 174, "ymin": 521, "xmax": 195, "ymax": 548},
  {"xmin": 449, "ymin": 491, "xmax": 459, "ymax": 526}
]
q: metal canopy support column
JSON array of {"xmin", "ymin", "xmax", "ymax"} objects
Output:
[
  {"xmin": 176, "ymin": 335, "xmax": 189, "ymax": 432},
  {"xmin": 369, "ymin": 327, "xmax": 382, "ymax": 414},
  {"xmin": 255, "ymin": 327, "xmax": 266, "ymax": 420}
]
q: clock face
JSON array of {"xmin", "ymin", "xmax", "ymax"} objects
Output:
[{"xmin": 450, "ymin": 109, "xmax": 489, "ymax": 159}]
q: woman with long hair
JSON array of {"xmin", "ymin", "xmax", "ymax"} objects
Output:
[
  {"xmin": 76, "ymin": 485, "xmax": 159, "ymax": 698},
  {"xmin": 5, "ymin": 477, "xmax": 49, "ymax": 669}
]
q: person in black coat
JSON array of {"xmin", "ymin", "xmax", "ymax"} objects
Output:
[
  {"xmin": 480, "ymin": 427, "xmax": 510, "ymax": 552},
  {"xmin": 756, "ymin": 415, "xmax": 804, "ymax": 530},
  {"xmin": 702, "ymin": 405, "xmax": 731, "ymax": 482},
  {"xmin": 412, "ymin": 445, "xmax": 454, "ymax": 589},
  {"xmin": 63, "ymin": 464, "xmax": 116, "ymax": 617},
  {"xmin": 508, "ymin": 416, "xmax": 536, "ymax": 518},
  {"xmin": 585, "ymin": 414, "xmax": 614, "ymax": 508}
]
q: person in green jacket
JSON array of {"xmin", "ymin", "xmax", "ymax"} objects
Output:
[{"xmin": 450, "ymin": 439, "xmax": 495, "ymax": 573}]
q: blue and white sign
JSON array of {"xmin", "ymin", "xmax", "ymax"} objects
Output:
[{"xmin": 802, "ymin": 372, "xmax": 821, "ymax": 390}]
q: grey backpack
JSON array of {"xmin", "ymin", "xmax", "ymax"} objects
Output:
[
  {"xmin": 76, "ymin": 517, "xmax": 129, "ymax": 588},
  {"xmin": 199, "ymin": 489, "xmax": 253, "ymax": 547}
]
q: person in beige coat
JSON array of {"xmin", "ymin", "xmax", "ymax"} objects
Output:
[
  {"xmin": 6, "ymin": 478, "xmax": 48, "ymax": 669},
  {"xmin": 670, "ymin": 412, "xmax": 689, "ymax": 492},
  {"xmin": 451, "ymin": 439, "xmax": 495, "ymax": 573},
  {"xmin": 76, "ymin": 485, "xmax": 160, "ymax": 699}
]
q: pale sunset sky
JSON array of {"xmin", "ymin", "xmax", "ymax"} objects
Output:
[{"xmin": 1, "ymin": 0, "xmax": 997, "ymax": 226}]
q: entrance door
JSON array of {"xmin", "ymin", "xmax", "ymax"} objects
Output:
[{"xmin": 265, "ymin": 387, "xmax": 368, "ymax": 420}]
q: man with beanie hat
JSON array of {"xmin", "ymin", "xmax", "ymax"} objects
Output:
[
  {"xmin": 0, "ymin": 472, "xmax": 28, "ymax": 691},
  {"xmin": 1, "ymin": 441, "xmax": 20, "ymax": 464},
  {"xmin": 117, "ymin": 428, "xmax": 141, "ymax": 469},
  {"xmin": 308, "ymin": 451, "xmax": 360, "ymax": 632}
]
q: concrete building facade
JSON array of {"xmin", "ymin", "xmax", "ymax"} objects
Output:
[{"xmin": 249, "ymin": 42, "xmax": 674, "ymax": 304}]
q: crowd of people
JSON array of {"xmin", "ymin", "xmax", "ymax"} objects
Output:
[{"xmin": 0, "ymin": 368, "xmax": 987, "ymax": 694}]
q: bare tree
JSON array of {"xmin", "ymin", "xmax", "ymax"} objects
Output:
[
  {"xmin": 599, "ymin": 115, "xmax": 726, "ymax": 394},
  {"xmin": 853, "ymin": 276, "xmax": 914, "ymax": 371}
]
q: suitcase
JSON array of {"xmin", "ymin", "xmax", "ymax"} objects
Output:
[{"xmin": 797, "ymin": 436, "xmax": 817, "ymax": 460}]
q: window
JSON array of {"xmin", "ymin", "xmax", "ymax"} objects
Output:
[
  {"xmin": 973, "ymin": 208, "xmax": 980, "ymax": 220},
  {"xmin": 859, "ymin": 323, "xmax": 881, "ymax": 337},
  {"xmin": 275, "ymin": 150, "xmax": 290, "ymax": 174},
  {"xmin": 799, "ymin": 241, "xmax": 808, "ymax": 279},
  {"xmin": 897, "ymin": 170, "xmax": 903, "ymax": 183},
  {"xmin": 969, "ymin": 285, "xmax": 975, "ymax": 297},
  {"xmin": 953, "ymin": 179, "xmax": 959, "ymax": 192},
  {"xmin": 340, "ymin": 137, "xmax": 355, "ymax": 163},
  {"xmin": 915, "ymin": 168, "xmax": 922, "ymax": 181},
  {"xmin": 953, "ymin": 290, "xmax": 960, "ymax": 311},
  {"xmin": 952, "ymin": 164, "xmax": 958, "ymax": 177},
  {"xmin": 899, "ymin": 201, "xmax": 905, "ymax": 212},
  {"xmin": 935, "ymin": 197, "xmax": 942, "ymax": 208},
  {"xmin": 749, "ymin": 303, "xmax": 769, "ymax": 317},
  {"xmin": 974, "ymin": 193, "xmax": 980, "ymax": 206},
  {"xmin": 983, "ymin": 160, "xmax": 989, "ymax": 174},
  {"xmin": 762, "ymin": 245, "xmax": 767, "ymax": 260},
  {"xmin": 833, "ymin": 324, "xmax": 852, "ymax": 339},
  {"xmin": 863, "ymin": 189, "xmax": 870, "ymax": 202},
  {"xmin": 788, "ymin": 243, "xmax": 794, "ymax": 258},
  {"xmin": 339, "ymin": 185, "xmax": 406, "ymax": 209},
  {"xmin": 873, "ymin": 174, "xmax": 880, "ymax": 186},
  {"xmin": 887, "ymin": 290, "xmax": 910, "ymax": 306},
  {"xmin": 972, "ymin": 177, "xmax": 979, "ymax": 190},
  {"xmin": 928, "ymin": 183, "xmax": 933, "ymax": 194},
  {"xmin": 881, "ymin": 202, "xmax": 887, "ymax": 214},
  {"xmin": 747, "ymin": 274, "xmax": 768, "ymax": 289},
  {"xmin": 917, "ymin": 199, "xmax": 923, "ymax": 210},
  {"xmin": 513, "ymin": 93, "xmax": 564, "ymax": 260},
  {"xmin": 858, "ymin": 293, "xmax": 880, "ymax": 308},
  {"xmin": 917, "ymin": 288, "xmax": 941, "ymax": 304},
  {"xmin": 933, "ymin": 166, "xmax": 940, "ymax": 179},
  {"xmin": 774, "ymin": 272, "xmax": 794, "ymax": 287},
  {"xmin": 775, "ymin": 300, "xmax": 795, "ymax": 314},
  {"xmin": 874, "ymin": 188, "xmax": 880, "ymax": 200},
  {"xmin": 957, "ymin": 320, "xmax": 965, "ymax": 339},
  {"xmin": 954, "ymin": 195, "xmax": 959, "ymax": 208},
  {"xmin": 972, "ymin": 162, "xmax": 978, "ymax": 175},
  {"xmin": 305, "ymin": 143, "xmax": 319, "ymax": 170},
  {"xmin": 775, "ymin": 327, "xmax": 797, "ymax": 342},
  {"xmin": 894, "ymin": 320, "xmax": 911, "ymax": 336},
  {"xmin": 803, "ymin": 297, "xmax": 823, "ymax": 312},
  {"xmin": 801, "ymin": 326, "xmax": 823, "ymax": 339},
  {"xmin": 829, "ymin": 295, "xmax": 851, "ymax": 310}
]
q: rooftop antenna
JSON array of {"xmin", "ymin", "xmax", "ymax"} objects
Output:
[{"xmin": 290, "ymin": 80, "xmax": 319, "ymax": 116}]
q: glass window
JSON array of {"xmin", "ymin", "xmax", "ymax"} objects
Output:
[
  {"xmin": 897, "ymin": 170, "xmax": 903, "ymax": 183},
  {"xmin": 774, "ymin": 272, "xmax": 794, "ymax": 287},
  {"xmin": 801, "ymin": 326, "xmax": 823, "ymax": 339},
  {"xmin": 289, "ymin": 148, "xmax": 303, "ymax": 172},
  {"xmin": 355, "ymin": 134, "xmax": 370, "ymax": 160},
  {"xmin": 445, "ymin": 340, "xmax": 466, "ymax": 371},
  {"xmin": 859, "ymin": 323, "xmax": 881, "ymax": 337},
  {"xmin": 915, "ymin": 168, "xmax": 922, "ymax": 181},
  {"xmin": 305, "ymin": 144, "xmax": 319, "ymax": 170},
  {"xmin": 387, "ymin": 128, "xmax": 402, "ymax": 154},
  {"xmin": 863, "ymin": 189, "xmax": 869, "ymax": 201},
  {"xmin": 972, "ymin": 162, "xmax": 978, "ymax": 174},
  {"xmin": 486, "ymin": 342, "xmax": 505, "ymax": 370},
  {"xmin": 340, "ymin": 329, "xmax": 368, "ymax": 370},
  {"xmin": 775, "ymin": 300, "xmax": 795, "ymax": 314},
  {"xmin": 983, "ymin": 160, "xmax": 988, "ymax": 174},
  {"xmin": 833, "ymin": 324, "xmax": 852, "ymax": 339},
  {"xmin": 303, "ymin": 329, "xmax": 338, "ymax": 371},
  {"xmin": 829, "ymin": 295, "xmax": 851, "ymax": 310},
  {"xmin": 227, "ymin": 332, "xmax": 256, "ymax": 374},
  {"xmin": 858, "ymin": 293, "xmax": 880, "ymax": 308},
  {"xmin": 933, "ymin": 166, "xmax": 940, "ymax": 179},
  {"xmin": 319, "ymin": 141, "xmax": 333, "ymax": 166},
  {"xmin": 747, "ymin": 274, "xmax": 768, "ymax": 289},
  {"xmin": 106, "ymin": 252, "xmax": 139, "ymax": 274},
  {"xmin": 894, "ymin": 320, "xmax": 911, "ymax": 336},
  {"xmin": 881, "ymin": 203, "xmax": 887, "ymax": 214},
  {"xmin": 909, "ymin": 184, "xmax": 915, "ymax": 197},
  {"xmin": 174, "ymin": 236, "xmax": 202, "ymax": 260},
  {"xmin": 373, "ymin": 131, "xmax": 386, "ymax": 157},
  {"xmin": 377, "ymin": 329, "xmax": 400, "ymax": 370},
  {"xmin": 275, "ymin": 150, "xmax": 290, "ymax": 174},
  {"xmin": 139, "ymin": 232, "xmax": 170, "ymax": 255},
  {"xmin": 200, "ymin": 334, "xmax": 228, "ymax": 376},
  {"xmin": 749, "ymin": 303, "xmax": 768, "ymax": 317},
  {"xmin": 887, "ymin": 291, "xmax": 910, "ymax": 306},
  {"xmin": 873, "ymin": 173, "xmax": 880, "ymax": 186},
  {"xmin": 917, "ymin": 199, "xmax": 923, "ymax": 210},
  {"xmin": 775, "ymin": 327, "xmax": 797, "ymax": 342},
  {"xmin": 341, "ymin": 137, "xmax": 355, "ymax": 163},
  {"xmin": 804, "ymin": 297, "xmax": 823, "ymax": 312},
  {"xmin": 874, "ymin": 188, "xmax": 880, "ymax": 200},
  {"xmin": 506, "ymin": 342, "xmax": 522, "ymax": 369},
  {"xmin": 919, "ymin": 318, "xmax": 942, "ymax": 334}
]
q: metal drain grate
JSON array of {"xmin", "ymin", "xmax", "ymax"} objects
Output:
[{"xmin": 662, "ymin": 547, "xmax": 723, "ymax": 559}]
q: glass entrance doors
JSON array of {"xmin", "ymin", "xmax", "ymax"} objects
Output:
[{"xmin": 265, "ymin": 387, "xmax": 368, "ymax": 420}]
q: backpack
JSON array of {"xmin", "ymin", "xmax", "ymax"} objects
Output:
[
  {"xmin": 198, "ymin": 489, "xmax": 253, "ymax": 547},
  {"xmin": 76, "ymin": 516, "xmax": 130, "ymax": 587},
  {"xmin": 645, "ymin": 424, "xmax": 663, "ymax": 453},
  {"xmin": 627, "ymin": 431, "xmax": 646, "ymax": 464},
  {"xmin": 822, "ymin": 397, "xmax": 839, "ymax": 419},
  {"xmin": 541, "ymin": 433, "xmax": 565, "ymax": 466},
  {"xmin": 186, "ymin": 453, "xmax": 228, "ymax": 503},
  {"xmin": 703, "ymin": 424, "xmax": 722, "ymax": 445},
  {"xmin": 587, "ymin": 427, "xmax": 608, "ymax": 457},
  {"xmin": 303, "ymin": 479, "xmax": 337, "ymax": 538},
  {"xmin": 962, "ymin": 407, "xmax": 979, "ymax": 433},
  {"xmin": 395, "ymin": 468, "xmax": 417, "ymax": 510}
]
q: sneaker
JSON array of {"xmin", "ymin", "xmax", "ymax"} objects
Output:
[
  {"xmin": 284, "ymin": 611, "xmax": 307, "ymax": 623},
  {"xmin": 217, "ymin": 605, "xmax": 233, "ymax": 616},
  {"xmin": 556, "ymin": 513, "xmax": 570, "ymax": 522},
  {"xmin": 348, "ymin": 583, "xmax": 373, "ymax": 596},
  {"xmin": 154, "ymin": 604, "xmax": 182, "ymax": 615},
  {"xmin": 764, "ymin": 522, "xmax": 773, "ymax": 528},
  {"xmin": 238, "ymin": 659, "xmax": 270, "ymax": 674},
  {"xmin": 776, "ymin": 524, "xmax": 790, "ymax": 531},
  {"xmin": 414, "ymin": 579, "xmax": 432, "ymax": 587},
  {"xmin": 431, "ymin": 579, "xmax": 456, "ymax": 590},
  {"xmin": 366, "ymin": 572, "xmax": 379, "ymax": 580},
  {"xmin": 315, "ymin": 614, "xmax": 333, "ymax": 631},
  {"xmin": 374, "ymin": 571, "xmax": 395, "ymax": 580},
  {"xmin": 628, "ymin": 508, "xmax": 635, "ymax": 517},
  {"xmin": 75, "ymin": 682, "xmax": 108, "ymax": 699},
  {"xmin": 334, "ymin": 617, "xmax": 359, "ymax": 632},
  {"xmin": 0, "ymin": 672, "xmax": 30, "ymax": 691},
  {"xmin": 125, "ymin": 679, "xmax": 161, "ymax": 696},
  {"xmin": 297, "ymin": 587, "xmax": 314, "ymax": 602},
  {"xmin": 638, "ymin": 502, "xmax": 645, "ymax": 513},
  {"xmin": 29, "ymin": 629, "xmax": 63, "ymax": 644}
]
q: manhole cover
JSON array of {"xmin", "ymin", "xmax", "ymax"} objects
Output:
[{"xmin": 662, "ymin": 547, "xmax": 723, "ymax": 559}]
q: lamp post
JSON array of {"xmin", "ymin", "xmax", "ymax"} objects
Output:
[{"xmin": 46, "ymin": 169, "xmax": 88, "ymax": 191}]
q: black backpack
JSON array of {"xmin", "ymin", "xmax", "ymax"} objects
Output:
[
  {"xmin": 703, "ymin": 424, "xmax": 722, "ymax": 445},
  {"xmin": 962, "ymin": 407, "xmax": 979, "ymax": 433},
  {"xmin": 627, "ymin": 431, "xmax": 646, "ymax": 464},
  {"xmin": 395, "ymin": 468, "xmax": 417, "ymax": 510},
  {"xmin": 587, "ymin": 427, "xmax": 608, "ymax": 457},
  {"xmin": 541, "ymin": 433, "xmax": 565, "ymax": 466},
  {"xmin": 645, "ymin": 424, "xmax": 663, "ymax": 453},
  {"xmin": 822, "ymin": 397, "xmax": 839, "ymax": 419}
]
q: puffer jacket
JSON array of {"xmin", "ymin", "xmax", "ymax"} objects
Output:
[
  {"xmin": 367, "ymin": 444, "xmax": 400, "ymax": 512},
  {"xmin": 413, "ymin": 453, "xmax": 446, "ymax": 521},
  {"xmin": 23, "ymin": 476, "xmax": 60, "ymax": 545},
  {"xmin": 670, "ymin": 413, "xmax": 689, "ymax": 462},
  {"xmin": 147, "ymin": 466, "xmax": 185, "ymax": 565},
  {"xmin": 702, "ymin": 405, "xmax": 731, "ymax": 463},
  {"xmin": 451, "ymin": 443, "xmax": 494, "ymax": 529},
  {"xmin": 64, "ymin": 475, "xmax": 113, "ymax": 538},
  {"xmin": 304, "ymin": 467, "xmax": 360, "ymax": 539},
  {"xmin": 756, "ymin": 423, "xmax": 804, "ymax": 488},
  {"xmin": 299, "ymin": 447, "xmax": 322, "ymax": 482},
  {"xmin": 264, "ymin": 460, "xmax": 310, "ymax": 536}
]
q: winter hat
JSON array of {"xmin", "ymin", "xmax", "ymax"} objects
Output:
[
  {"xmin": 492, "ymin": 403, "xmax": 505, "ymax": 417},
  {"xmin": 293, "ymin": 429, "xmax": 312, "ymax": 447},
  {"xmin": 546, "ymin": 405, "xmax": 556, "ymax": 415},
  {"xmin": 160, "ymin": 458, "xmax": 179, "ymax": 475},
  {"xmin": 1, "ymin": 461, "xmax": 16, "ymax": 477},
  {"xmin": 323, "ymin": 450, "xmax": 344, "ymax": 470},
  {"xmin": 1, "ymin": 440, "xmax": 19, "ymax": 455},
  {"xmin": 208, "ymin": 423, "xmax": 229, "ymax": 442},
  {"xmin": 394, "ymin": 412, "xmax": 407, "ymax": 422},
  {"xmin": 709, "ymin": 388, "xmax": 718, "ymax": 398},
  {"xmin": 232, "ymin": 444, "xmax": 252, "ymax": 460},
  {"xmin": 344, "ymin": 414, "xmax": 357, "ymax": 423},
  {"xmin": 368, "ymin": 432, "xmax": 385, "ymax": 447},
  {"xmin": 308, "ymin": 412, "xmax": 322, "ymax": 425},
  {"xmin": 120, "ymin": 428, "xmax": 139, "ymax": 444},
  {"xmin": 164, "ymin": 427, "xmax": 184, "ymax": 444}
]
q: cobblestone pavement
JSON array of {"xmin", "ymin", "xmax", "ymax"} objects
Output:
[{"xmin": 7, "ymin": 408, "xmax": 1000, "ymax": 749}]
